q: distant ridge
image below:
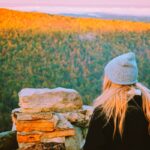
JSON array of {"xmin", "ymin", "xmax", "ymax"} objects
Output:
[
  {"xmin": 60, "ymin": 12, "xmax": 150, "ymax": 22},
  {"xmin": 2, "ymin": 5, "xmax": 150, "ymax": 22}
]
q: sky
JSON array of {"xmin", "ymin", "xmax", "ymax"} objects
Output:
[
  {"xmin": 0, "ymin": 0, "xmax": 150, "ymax": 16},
  {"xmin": 0, "ymin": 0, "xmax": 150, "ymax": 7}
]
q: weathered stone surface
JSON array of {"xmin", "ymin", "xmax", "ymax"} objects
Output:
[
  {"xmin": 65, "ymin": 126, "xmax": 83, "ymax": 150},
  {"xmin": 62, "ymin": 105, "xmax": 94, "ymax": 127},
  {"xmin": 41, "ymin": 129, "xmax": 75, "ymax": 140},
  {"xmin": 41, "ymin": 137, "xmax": 65, "ymax": 143},
  {"xmin": 0, "ymin": 131, "xmax": 18, "ymax": 150},
  {"xmin": 17, "ymin": 133, "xmax": 41, "ymax": 143},
  {"xmin": 19, "ymin": 87, "xmax": 83, "ymax": 113},
  {"xmin": 13, "ymin": 111, "xmax": 53, "ymax": 121},
  {"xmin": 16, "ymin": 119, "xmax": 56, "ymax": 132},
  {"xmin": 40, "ymin": 142, "xmax": 66, "ymax": 150},
  {"xmin": 82, "ymin": 105, "xmax": 94, "ymax": 119},
  {"xmin": 12, "ymin": 109, "xmax": 54, "ymax": 132},
  {"xmin": 12, "ymin": 108, "xmax": 53, "ymax": 131},
  {"xmin": 65, "ymin": 136, "xmax": 79, "ymax": 150},
  {"xmin": 63, "ymin": 112, "xmax": 85, "ymax": 127},
  {"xmin": 74, "ymin": 126, "xmax": 84, "ymax": 150},
  {"xmin": 55, "ymin": 113, "xmax": 74, "ymax": 129},
  {"xmin": 20, "ymin": 108, "xmax": 51, "ymax": 113},
  {"xmin": 19, "ymin": 143, "xmax": 35, "ymax": 150},
  {"xmin": 19, "ymin": 142, "xmax": 66, "ymax": 150},
  {"xmin": 17, "ymin": 129, "xmax": 75, "ymax": 143}
]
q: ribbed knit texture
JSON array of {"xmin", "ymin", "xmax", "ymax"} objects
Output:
[{"xmin": 104, "ymin": 52, "xmax": 138, "ymax": 85}]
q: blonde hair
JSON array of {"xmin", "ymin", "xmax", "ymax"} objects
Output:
[{"xmin": 93, "ymin": 75, "xmax": 150, "ymax": 137}]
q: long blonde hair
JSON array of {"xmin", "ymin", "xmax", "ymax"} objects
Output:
[{"xmin": 94, "ymin": 75, "xmax": 150, "ymax": 137}]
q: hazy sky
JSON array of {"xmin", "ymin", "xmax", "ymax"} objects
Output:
[
  {"xmin": 0, "ymin": 0, "xmax": 150, "ymax": 16},
  {"xmin": 0, "ymin": 0, "xmax": 150, "ymax": 7}
]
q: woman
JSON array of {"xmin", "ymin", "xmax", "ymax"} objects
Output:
[{"xmin": 83, "ymin": 52, "xmax": 150, "ymax": 150}]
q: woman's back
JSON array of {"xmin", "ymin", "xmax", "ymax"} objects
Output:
[
  {"xmin": 113, "ymin": 95, "xmax": 149, "ymax": 150},
  {"xmin": 83, "ymin": 95, "xmax": 150, "ymax": 150},
  {"xmin": 83, "ymin": 52, "xmax": 150, "ymax": 150}
]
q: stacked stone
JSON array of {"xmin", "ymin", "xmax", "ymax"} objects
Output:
[{"xmin": 12, "ymin": 87, "xmax": 93, "ymax": 150}]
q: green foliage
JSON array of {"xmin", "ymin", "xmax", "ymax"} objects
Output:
[{"xmin": 0, "ymin": 29, "xmax": 150, "ymax": 131}]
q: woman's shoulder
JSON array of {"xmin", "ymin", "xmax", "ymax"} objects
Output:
[
  {"xmin": 90, "ymin": 106, "xmax": 107, "ymax": 124},
  {"xmin": 92, "ymin": 106, "xmax": 103, "ymax": 117},
  {"xmin": 128, "ymin": 94, "xmax": 143, "ymax": 108}
]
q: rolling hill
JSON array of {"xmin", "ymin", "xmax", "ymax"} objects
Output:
[{"xmin": 0, "ymin": 8, "xmax": 150, "ymax": 32}]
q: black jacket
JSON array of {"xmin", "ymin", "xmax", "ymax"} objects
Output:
[{"xmin": 83, "ymin": 95, "xmax": 150, "ymax": 150}]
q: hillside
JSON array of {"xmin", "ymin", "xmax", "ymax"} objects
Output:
[
  {"xmin": 0, "ymin": 8, "xmax": 150, "ymax": 131},
  {"xmin": 61, "ymin": 12, "xmax": 150, "ymax": 22},
  {"xmin": 0, "ymin": 8, "xmax": 150, "ymax": 32}
]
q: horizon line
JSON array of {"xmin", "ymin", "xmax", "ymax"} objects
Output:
[
  {"xmin": 1, "ymin": 7, "xmax": 150, "ymax": 17},
  {"xmin": 1, "ymin": 4, "xmax": 150, "ymax": 8}
]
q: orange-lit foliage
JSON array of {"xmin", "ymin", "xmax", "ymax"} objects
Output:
[
  {"xmin": 0, "ymin": 8, "xmax": 150, "ymax": 132},
  {"xmin": 0, "ymin": 8, "xmax": 150, "ymax": 32}
]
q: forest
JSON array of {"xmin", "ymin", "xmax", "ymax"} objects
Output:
[{"xmin": 0, "ymin": 9, "xmax": 150, "ymax": 131}]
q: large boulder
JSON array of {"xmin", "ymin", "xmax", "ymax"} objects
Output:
[{"xmin": 19, "ymin": 87, "xmax": 83, "ymax": 113}]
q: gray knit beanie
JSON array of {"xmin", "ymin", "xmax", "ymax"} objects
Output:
[{"xmin": 104, "ymin": 52, "xmax": 138, "ymax": 85}]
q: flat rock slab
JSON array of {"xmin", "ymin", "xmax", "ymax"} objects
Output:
[
  {"xmin": 16, "ymin": 120, "xmax": 56, "ymax": 132},
  {"xmin": 12, "ymin": 108, "xmax": 53, "ymax": 121},
  {"xmin": 17, "ymin": 129, "xmax": 75, "ymax": 143},
  {"xmin": 41, "ymin": 137, "xmax": 65, "ymax": 143},
  {"xmin": 19, "ymin": 87, "xmax": 83, "ymax": 113}
]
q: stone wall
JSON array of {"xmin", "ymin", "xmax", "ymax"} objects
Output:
[{"xmin": 11, "ymin": 87, "xmax": 94, "ymax": 150}]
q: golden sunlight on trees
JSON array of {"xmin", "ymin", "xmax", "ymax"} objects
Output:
[
  {"xmin": 0, "ymin": 8, "xmax": 150, "ymax": 33},
  {"xmin": 0, "ymin": 9, "xmax": 150, "ymax": 131}
]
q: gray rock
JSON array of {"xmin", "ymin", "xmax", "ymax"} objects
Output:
[
  {"xmin": 41, "ymin": 137, "xmax": 65, "ymax": 143},
  {"xmin": 65, "ymin": 126, "xmax": 84, "ymax": 150},
  {"xmin": 19, "ymin": 87, "xmax": 83, "ymax": 113},
  {"xmin": 74, "ymin": 126, "xmax": 84, "ymax": 150},
  {"xmin": 55, "ymin": 113, "xmax": 74, "ymax": 129},
  {"xmin": 65, "ymin": 136, "xmax": 79, "ymax": 150},
  {"xmin": 62, "ymin": 105, "xmax": 94, "ymax": 127}
]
